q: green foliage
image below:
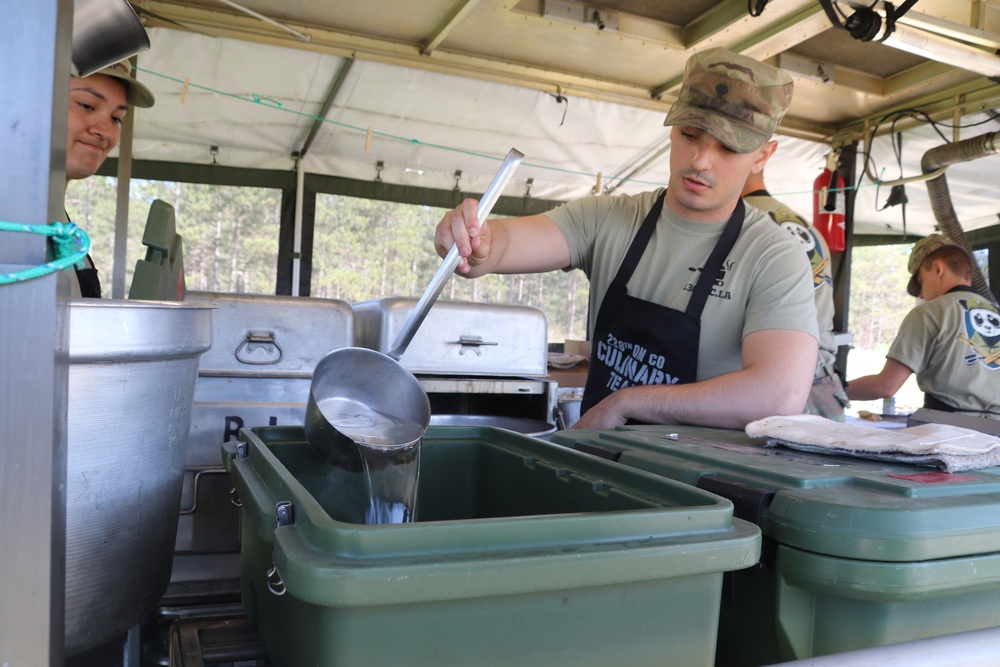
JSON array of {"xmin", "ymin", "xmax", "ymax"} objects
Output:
[
  {"xmin": 310, "ymin": 193, "xmax": 591, "ymax": 342},
  {"xmin": 67, "ymin": 178, "xmax": 281, "ymax": 294},
  {"xmin": 66, "ymin": 178, "xmax": 941, "ymax": 354},
  {"xmin": 64, "ymin": 175, "xmax": 119, "ymax": 270},
  {"xmin": 63, "ymin": 180, "xmax": 589, "ymax": 342},
  {"xmin": 847, "ymin": 244, "xmax": 915, "ymax": 351}
]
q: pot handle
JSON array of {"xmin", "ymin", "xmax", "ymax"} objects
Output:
[
  {"xmin": 235, "ymin": 330, "xmax": 283, "ymax": 365},
  {"xmin": 386, "ymin": 148, "xmax": 524, "ymax": 360}
]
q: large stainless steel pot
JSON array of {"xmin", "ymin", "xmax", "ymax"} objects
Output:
[
  {"xmin": 71, "ymin": 0, "xmax": 151, "ymax": 77},
  {"xmin": 65, "ymin": 299, "xmax": 213, "ymax": 655}
]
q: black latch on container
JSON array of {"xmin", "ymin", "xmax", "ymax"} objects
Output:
[
  {"xmin": 696, "ymin": 476, "xmax": 774, "ymax": 525},
  {"xmin": 572, "ymin": 440, "xmax": 622, "ymax": 462},
  {"xmin": 275, "ymin": 500, "xmax": 294, "ymax": 528},
  {"xmin": 697, "ymin": 475, "xmax": 776, "ymax": 571}
]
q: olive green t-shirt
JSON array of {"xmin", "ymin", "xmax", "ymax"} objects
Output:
[
  {"xmin": 743, "ymin": 192, "xmax": 838, "ymax": 380},
  {"xmin": 547, "ymin": 189, "xmax": 819, "ymax": 382},
  {"xmin": 888, "ymin": 288, "xmax": 1000, "ymax": 419}
]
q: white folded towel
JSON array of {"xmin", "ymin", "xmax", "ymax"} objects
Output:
[{"xmin": 746, "ymin": 414, "xmax": 1000, "ymax": 473}]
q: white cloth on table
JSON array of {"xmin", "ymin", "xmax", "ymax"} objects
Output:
[{"xmin": 745, "ymin": 414, "xmax": 1000, "ymax": 472}]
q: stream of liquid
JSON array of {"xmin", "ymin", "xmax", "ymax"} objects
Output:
[{"xmin": 316, "ymin": 397, "xmax": 424, "ymax": 525}]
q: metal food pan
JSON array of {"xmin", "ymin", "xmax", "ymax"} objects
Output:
[
  {"xmin": 186, "ymin": 291, "xmax": 354, "ymax": 376},
  {"xmin": 353, "ymin": 297, "xmax": 548, "ymax": 377}
]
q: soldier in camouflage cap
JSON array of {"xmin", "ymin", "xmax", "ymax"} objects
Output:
[
  {"xmin": 664, "ymin": 47, "xmax": 794, "ymax": 153},
  {"xmin": 905, "ymin": 233, "xmax": 968, "ymax": 297},
  {"xmin": 433, "ymin": 46, "xmax": 821, "ymax": 432},
  {"xmin": 848, "ymin": 232, "xmax": 1000, "ymax": 418}
]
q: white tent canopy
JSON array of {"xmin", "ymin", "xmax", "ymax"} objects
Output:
[{"xmin": 120, "ymin": 1, "xmax": 1000, "ymax": 238}]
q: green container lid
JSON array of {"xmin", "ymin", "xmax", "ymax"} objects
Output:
[
  {"xmin": 224, "ymin": 425, "xmax": 761, "ymax": 607},
  {"xmin": 553, "ymin": 425, "xmax": 1000, "ymax": 563}
]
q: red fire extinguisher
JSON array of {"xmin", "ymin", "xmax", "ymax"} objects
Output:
[{"xmin": 813, "ymin": 152, "xmax": 846, "ymax": 253}]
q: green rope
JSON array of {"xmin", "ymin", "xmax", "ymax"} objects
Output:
[{"xmin": 0, "ymin": 221, "xmax": 92, "ymax": 285}]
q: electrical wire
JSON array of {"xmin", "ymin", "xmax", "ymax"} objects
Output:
[
  {"xmin": 833, "ymin": 1, "xmax": 852, "ymax": 22},
  {"xmin": 748, "ymin": 0, "xmax": 769, "ymax": 18},
  {"xmin": 547, "ymin": 91, "xmax": 569, "ymax": 127},
  {"xmin": 855, "ymin": 105, "xmax": 1000, "ymax": 234},
  {"xmin": 857, "ymin": 106, "xmax": 985, "ymax": 190}
]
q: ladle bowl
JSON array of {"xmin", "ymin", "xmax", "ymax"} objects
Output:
[
  {"xmin": 304, "ymin": 347, "xmax": 430, "ymax": 472},
  {"xmin": 303, "ymin": 148, "xmax": 524, "ymax": 474}
]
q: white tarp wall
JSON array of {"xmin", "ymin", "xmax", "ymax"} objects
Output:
[{"xmin": 126, "ymin": 27, "xmax": 998, "ymax": 237}]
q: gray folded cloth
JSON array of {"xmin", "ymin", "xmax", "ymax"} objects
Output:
[{"xmin": 746, "ymin": 415, "xmax": 1000, "ymax": 473}]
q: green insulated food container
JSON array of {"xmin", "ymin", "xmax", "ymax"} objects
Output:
[
  {"xmin": 222, "ymin": 425, "xmax": 761, "ymax": 667},
  {"xmin": 552, "ymin": 424, "xmax": 1000, "ymax": 666}
]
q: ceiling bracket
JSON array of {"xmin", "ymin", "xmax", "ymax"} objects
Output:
[{"xmin": 542, "ymin": 0, "xmax": 619, "ymax": 33}]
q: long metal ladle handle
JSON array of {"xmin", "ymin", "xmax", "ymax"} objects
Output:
[{"xmin": 386, "ymin": 148, "xmax": 525, "ymax": 360}]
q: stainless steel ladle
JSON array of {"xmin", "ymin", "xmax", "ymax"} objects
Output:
[{"xmin": 304, "ymin": 148, "xmax": 525, "ymax": 470}]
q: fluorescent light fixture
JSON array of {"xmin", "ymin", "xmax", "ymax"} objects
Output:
[
  {"xmin": 836, "ymin": 1, "xmax": 1000, "ymax": 79},
  {"xmin": 883, "ymin": 23, "xmax": 1000, "ymax": 79}
]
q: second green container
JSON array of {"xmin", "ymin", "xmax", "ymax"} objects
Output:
[{"xmin": 553, "ymin": 424, "xmax": 1000, "ymax": 665}]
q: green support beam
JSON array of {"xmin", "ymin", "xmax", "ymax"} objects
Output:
[{"xmin": 98, "ymin": 159, "xmax": 563, "ymax": 217}]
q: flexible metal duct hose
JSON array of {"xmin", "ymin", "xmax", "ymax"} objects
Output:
[{"xmin": 920, "ymin": 131, "xmax": 998, "ymax": 304}]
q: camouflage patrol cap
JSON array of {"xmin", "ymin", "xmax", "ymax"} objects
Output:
[
  {"xmin": 663, "ymin": 47, "xmax": 793, "ymax": 153},
  {"xmin": 906, "ymin": 233, "xmax": 967, "ymax": 297}
]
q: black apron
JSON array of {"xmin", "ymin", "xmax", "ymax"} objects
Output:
[
  {"xmin": 922, "ymin": 393, "xmax": 956, "ymax": 413},
  {"xmin": 581, "ymin": 191, "xmax": 745, "ymax": 414},
  {"xmin": 65, "ymin": 210, "xmax": 102, "ymax": 298},
  {"xmin": 75, "ymin": 254, "xmax": 103, "ymax": 299}
]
